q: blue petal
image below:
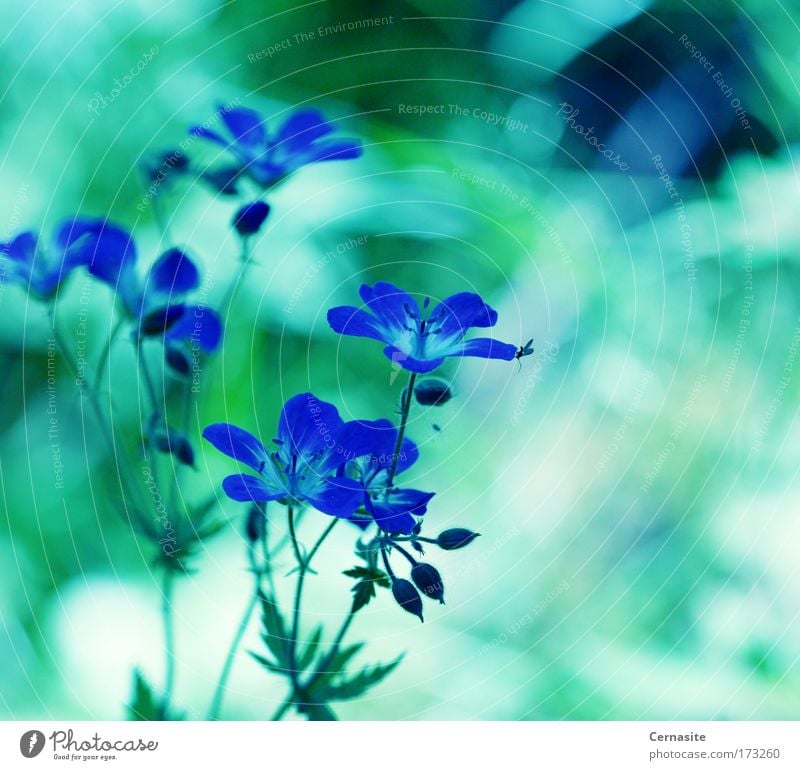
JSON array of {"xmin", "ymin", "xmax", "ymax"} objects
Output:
[
  {"xmin": 273, "ymin": 109, "xmax": 333, "ymax": 153},
  {"xmin": 304, "ymin": 138, "xmax": 363, "ymax": 163},
  {"xmin": 277, "ymin": 393, "xmax": 344, "ymax": 462},
  {"xmin": 304, "ymin": 476, "xmax": 364, "ymax": 518},
  {"xmin": 166, "ymin": 306, "xmax": 223, "ymax": 352},
  {"xmin": 335, "ymin": 418, "xmax": 396, "ymax": 470},
  {"xmin": 220, "ymin": 106, "xmax": 267, "ymax": 150},
  {"xmin": 149, "ymin": 249, "xmax": 199, "ymax": 296},
  {"xmin": 448, "ymin": 337, "xmax": 518, "ymax": 361},
  {"xmin": 1, "ymin": 231, "xmax": 37, "ymax": 264},
  {"xmin": 189, "ymin": 125, "xmax": 228, "ymax": 146},
  {"xmin": 360, "ymin": 282, "xmax": 419, "ymax": 337},
  {"xmin": 396, "ymin": 437, "xmax": 419, "ymax": 474},
  {"xmin": 382, "ymin": 346, "xmax": 444, "ymax": 374},
  {"xmin": 367, "ymin": 488, "xmax": 434, "ymax": 534},
  {"xmin": 327, "ymin": 305, "xmax": 388, "ymax": 343},
  {"xmin": 57, "ymin": 218, "xmax": 136, "ymax": 285},
  {"xmin": 203, "ymin": 423, "xmax": 269, "ymax": 472},
  {"xmin": 430, "ymin": 292, "xmax": 499, "ymax": 340},
  {"xmin": 222, "ymin": 473, "xmax": 280, "ymax": 502}
]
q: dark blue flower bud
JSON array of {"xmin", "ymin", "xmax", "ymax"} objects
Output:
[
  {"xmin": 410, "ymin": 562, "xmax": 445, "ymax": 604},
  {"xmin": 391, "ymin": 578, "xmax": 423, "ymax": 622},
  {"xmin": 233, "ymin": 201, "xmax": 271, "ymax": 236},
  {"xmin": 245, "ymin": 504, "xmax": 266, "ymax": 543},
  {"xmin": 139, "ymin": 304, "xmax": 185, "ymax": 337},
  {"xmin": 436, "ymin": 528, "xmax": 480, "ymax": 550},
  {"xmin": 414, "ymin": 377, "xmax": 453, "ymax": 406},
  {"xmin": 155, "ymin": 429, "xmax": 195, "ymax": 467},
  {"xmin": 165, "ymin": 346, "xmax": 191, "ymax": 376}
]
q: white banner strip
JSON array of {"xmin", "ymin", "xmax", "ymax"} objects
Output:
[{"xmin": 0, "ymin": 721, "xmax": 797, "ymax": 769}]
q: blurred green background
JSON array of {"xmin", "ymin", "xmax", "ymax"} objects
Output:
[{"xmin": 2, "ymin": 0, "xmax": 800, "ymax": 720}]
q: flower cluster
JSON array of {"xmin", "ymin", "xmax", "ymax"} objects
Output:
[
  {"xmin": 204, "ymin": 280, "xmax": 523, "ymax": 624},
  {"xmin": 7, "ymin": 100, "xmax": 530, "ymax": 721}
]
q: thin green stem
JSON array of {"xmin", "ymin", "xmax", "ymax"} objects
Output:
[
  {"xmin": 270, "ymin": 696, "xmax": 293, "ymax": 721},
  {"xmin": 207, "ymin": 587, "xmax": 259, "ymax": 720},
  {"xmin": 280, "ymin": 509, "xmax": 339, "ymax": 717},
  {"xmin": 388, "ymin": 541, "xmax": 418, "ymax": 567},
  {"xmin": 303, "ymin": 597, "xmax": 358, "ymax": 694},
  {"xmin": 160, "ymin": 568, "xmax": 176, "ymax": 716},
  {"xmin": 94, "ymin": 315, "xmax": 126, "ymax": 389},
  {"xmin": 388, "ymin": 372, "xmax": 417, "ymax": 484},
  {"xmin": 137, "ymin": 343, "xmax": 162, "ymax": 420}
]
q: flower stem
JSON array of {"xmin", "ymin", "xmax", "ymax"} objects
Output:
[
  {"xmin": 270, "ymin": 696, "xmax": 293, "ymax": 721},
  {"xmin": 94, "ymin": 315, "xmax": 126, "ymax": 389},
  {"xmin": 280, "ymin": 510, "xmax": 339, "ymax": 719},
  {"xmin": 303, "ymin": 596, "xmax": 358, "ymax": 694},
  {"xmin": 207, "ymin": 586, "xmax": 259, "ymax": 720},
  {"xmin": 160, "ymin": 567, "xmax": 176, "ymax": 716},
  {"xmin": 388, "ymin": 372, "xmax": 417, "ymax": 484}
]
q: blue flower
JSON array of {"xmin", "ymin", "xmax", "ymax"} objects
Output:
[
  {"xmin": 190, "ymin": 106, "xmax": 362, "ymax": 189},
  {"xmin": 0, "ymin": 219, "xmax": 103, "ymax": 299},
  {"xmin": 67, "ymin": 219, "xmax": 221, "ymax": 357},
  {"xmin": 344, "ymin": 419, "xmax": 434, "ymax": 534},
  {"xmin": 202, "ymin": 393, "xmax": 374, "ymax": 518},
  {"xmin": 327, "ymin": 282, "xmax": 518, "ymax": 373}
]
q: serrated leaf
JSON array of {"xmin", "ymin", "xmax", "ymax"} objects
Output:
[
  {"xmin": 259, "ymin": 592, "xmax": 290, "ymax": 666},
  {"xmin": 297, "ymin": 702, "xmax": 338, "ymax": 721},
  {"xmin": 323, "ymin": 656, "xmax": 403, "ymax": 702},
  {"xmin": 328, "ymin": 642, "xmax": 365, "ymax": 675},
  {"xmin": 296, "ymin": 626, "xmax": 323, "ymax": 672},
  {"xmin": 249, "ymin": 651, "xmax": 287, "ymax": 675},
  {"xmin": 127, "ymin": 670, "xmax": 159, "ymax": 721},
  {"xmin": 352, "ymin": 579, "xmax": 376, "ymax": 612},
  {"xmin": 343, "ymin": 566, "xmax": 370, "ymax": 579}
]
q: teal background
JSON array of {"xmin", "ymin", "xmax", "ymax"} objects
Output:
[{"xmin": 1, "ymin": 0, "xmax": 800, "ymax": 719}]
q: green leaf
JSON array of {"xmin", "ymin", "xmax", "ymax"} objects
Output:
[
  {"xmin": 259, "ymin": 592, "xmax": 290, "ymax": 666},
  {"xmin": 313, "ymin": 656, "xmax": 404, "ymax": 702},
  {"xmin": 296, "ymin": 626, "xmax": 324, "ymax": 672},
  {"xmin": 343, "ymin": 565, "xmax": 391, "ymax": 612},
  {"xmin": 327, "ymin": 642, "xmax": 365, "ymax": 675},
  {"xmin": 127, "ymin": 670, "xmax": 159, "ymax": 721},
  {"xmin": 297, "ymin": 702, "xmax": 338, "ymax": 721},
  {"xmin": 329, "ymin": 657, "xmax": 404, "ymax": 701},
  {"xmin": 249, "ymin": 651, "xmax": 287, "ymax": 675}
]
